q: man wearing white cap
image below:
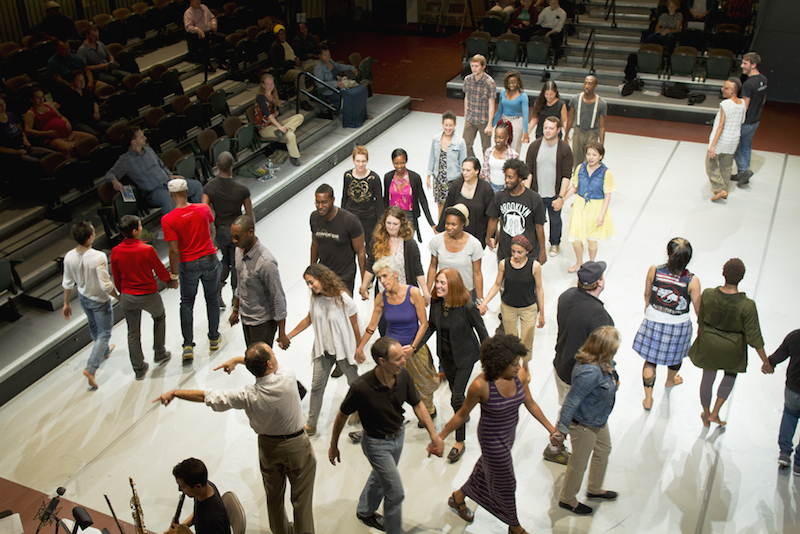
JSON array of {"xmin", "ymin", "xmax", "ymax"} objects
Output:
[{"xmin": 161, "ymin": 178, "xmax": 221, "ymax": 363}]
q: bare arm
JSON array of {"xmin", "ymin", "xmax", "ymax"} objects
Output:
[
  {"xmin": 598, "ymin": 114, "xmax": 605, "ymax": 145},
  {"xmin": 201, "ymin": 193, "xmax": 211, "ymax": 206},
  {"xmin": 535, "ymin": 223, "xmax": 546, "ymax": 265},
  {"xmin": 688, "ymin": 275, "xmax": 702, "ymax": 318},
  {"xmin": 472, "ymin": 259, "xmax": 483, "ymax": 300},
  {"xmin": 426, "ymin": 256, "xmax": 439, "ymax": 294},
  {"xmin": 310, "ymin": 234, "xmax": 318, "ymax": 265},
  {"xmin": 328, "ymin": 410, "xmax": 348, "ymax": 465},
  {"xmin": 349, "ymin": 311, "xmax": 362, "ymax": 351},
  {"xmin": 564, "ymin": 106, "xmax": 575, "ymax": 141},
  {"xmin": 243, "ymin": 197, "xmax": 254, "ymax": 221},
  {"xmin": 352, "ymin": 234, "xmax": 367, "ymax": 281},
  {"xmin": 168, "ymin": 240, "xmax": 180, "ymax": 277},
  {"xmin": 407, "ymin": 287, "xmax": 429, "ymax": 355},
  {"xmin": 62, "ymin": 288, "xmax": 72, "ymax": 319},
  {"xmin": 355, "ymin": 293, "xmax": 384, "ymax": 361},
  {"xmin": 440, "ymin": 377, "xmax": 487, "ymax": 441},
  {"xmin": 479, "ymin": 259, "xmax": 505, "ymax": 315},
  {"xmin": 486, "ymin": 217, "xmax": 499, "ymax": 249},
  {"xmin": 286, "ymin": 313, "xmax": 312, "ymax": 343},
  {"xmin": 153, "ymin": 389, "xmax": 206, "ymax": 405},
  {"xmin": 533, "ymin": 261, "xmax": 545, "ymax": 328},
  {"xmin": 708, "ymin": 106, "xmax": 726, "ymax": 158},
  {"xmin": 597, "ymin": 192, "xmax": 611, "ymax": 227}
]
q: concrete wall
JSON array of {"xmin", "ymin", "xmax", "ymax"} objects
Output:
[{"xmin": 751, "ymin": 0, "xmax": 800, "ymax": 103}]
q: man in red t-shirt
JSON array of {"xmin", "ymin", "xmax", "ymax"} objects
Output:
[
  {"xmin": 111, "ymin": 215, "xmax": 176, "ymax": 379},
  {"xmin": 161, "ymin": 179, "xmax": 221, "ymax": 362}
]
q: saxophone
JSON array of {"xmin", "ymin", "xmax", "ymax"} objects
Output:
[{"xmin": 129, "ymin": 477, "xmax": 146, "ymax": 534}]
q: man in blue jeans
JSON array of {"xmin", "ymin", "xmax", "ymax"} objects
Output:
[
  {"xmin": 62, "ymin": 220, "xmax": 119, "ymax": 387},
  {"xmin": 732, "ymin": 52, "xmax": 767, "ymax": 187},
  {"xmin": 329, "ymin": 337, "xmax": 443, "ymax": 533},
  {"xmin": 766, "ymin": 329, "xmax": 800, "ymax": 476},
  {"xmin": 104, "ymin": 126, "xmax": 203, "ymax": 213},
  {"xmin": 162, "ymin": 179, "xmax": 221, "ymax": 362}
]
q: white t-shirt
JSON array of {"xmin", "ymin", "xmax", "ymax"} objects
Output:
[
  {"xmin": 62, "ymin": 248, "xmax": 113, "ymax": 303},
  {"xmin": 428, "ymin": 233, "xmax": 484, "ymax": 291},
  {"xmin": 709, "ymin": 98, "xmax": 746, "ymax": 154},
  {"xmin": 488, "ymin": 152, "xmax": 506, "ymax": 187},
  {"xmin": 309, "ymin": 291, "xmax": 359, "ymax": 364}
]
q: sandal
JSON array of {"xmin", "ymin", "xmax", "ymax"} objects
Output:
[{"xmin": 448, "ymin": 493, "xmax": 474, "ymax": 522}]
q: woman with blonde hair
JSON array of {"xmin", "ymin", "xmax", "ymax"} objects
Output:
[
  {"xmin": 551, "ymin": 326, "xmax": 621, "ymax": 515},
  {"xmin": 254, "ymin": 72, "xmax": 304, "ymax": 166},
  {"xmin": 356, "ymin": 256, "xmax": 439, "ymax": 423},
  {"xmin": 418, "ymin": 268, "xmax": 488, "ymax": 462}
]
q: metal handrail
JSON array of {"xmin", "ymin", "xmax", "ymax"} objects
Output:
[
  {"xmin": 296, "ymin": 71, "xmax": 342, "ymax": 115},
  {"xmin": 582, "ymin": 28, "xmax": 596, "ymax": 75},
  {"xmin": 604, "ymin": 0, "xmax": 617, "ymax": 28}
]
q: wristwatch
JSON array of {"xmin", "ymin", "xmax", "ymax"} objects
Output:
[
  {"xmin": 476, "ymin": 298, "xmax": 484, "ymax": 305},
  {"xmin": 170, "ymin": 273, "xmax": 179, "ymax": 281}
]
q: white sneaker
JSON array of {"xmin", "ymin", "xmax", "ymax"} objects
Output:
[{"xmin": 549, "ymin": 245, "xmax": 560, "ymax": 257}]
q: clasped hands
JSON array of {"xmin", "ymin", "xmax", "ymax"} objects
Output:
[
  {"xmin": 761, "ymin": 361, "xmax": 774, "ymax": 374},
  {"xmin": 549, "ymin": 430, "xmax": 566, "ymax": 447}
]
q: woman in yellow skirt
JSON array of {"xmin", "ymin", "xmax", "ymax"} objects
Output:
[{"xmin": 561, "ymin": 141, "xmax": 615, "ymax": 273}]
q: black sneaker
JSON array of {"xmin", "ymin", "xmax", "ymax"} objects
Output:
[
  {"xmin": 737, "ymin": 169, "xmax": 753, "ymax": 186},
  {"xmin": 290, "ymin": 157, "xmax": 301, "ymax": 167},
  {"xmin": 356, "ymin": 513, "xmax": 385, "ymax": 531},
  {"xmin": 134, "ymin": 362, "xmax": 149, "ymax": 380},
  {"xmin": 586, "ymin": 490, "xmax": 618, "ymax": 501},
  {"xmin": 559, "ymin": 501, "xmax": 593, "ymax": 515},
  {"xmin": 331, "ymin": 364, "xmax": 343, "ymax": 378},
  {"xmin": 154, "ymin": 351, "xmax": 171, "ymax": 365}
]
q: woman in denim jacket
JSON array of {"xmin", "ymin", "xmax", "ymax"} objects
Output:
[
  {"xmin": 426, "ymin": 110, "xmax": 468, "ymax": 217},
  {"xmin": 552, "ymin": 325, "xmax": 620, "ymax": 515}
]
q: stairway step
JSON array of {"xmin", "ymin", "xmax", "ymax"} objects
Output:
[
  {"xmin": 574, "ymin": 17, "xmax": 649, "ymax": 31},
  {"xmin": 577, "ymin": 30, "xmax": 643, "ymax": 44},
  {"xmin": 0, "ymin": 221, "xmax": 68, "ymax": 261},
  {"xmin": 587, "ymin": 9, "xmax": 651, "ymax": 22},
  {"xmin": 0, "ymin": 206, "xmax": 47, "ymax": 245},
  {"xmin": 566, "ymin": 39, "xmax": 640, "ymax": 55},
  {"xmin": 583, "ymin": 0, "xmax": 658, "ymax": 10}
]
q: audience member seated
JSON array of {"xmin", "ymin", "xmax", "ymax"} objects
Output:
[
  {"xmin": 47, "ymin": 40, "xmax": 108, "ymax": 98},
  {"xmin": 58, "ymin": 71, "xmax": 110, "ymax": 137},
  {"xmin": 77, "ymin": 26, "xmax": 129, "ymax": 86},
  {"xmin": 254, "ymin": 72, "xmax": 303, "ymax": 166},
  {"xmin": 531, "ymin": 0, "xmax": 567, "ymax": 49},
  {"xmin": 488, "ymin": 1, "xmax": 517, "ymax": 23},
  {"xmin": 33, "ymin": 1, "xmax": 80, "ymax": 43},
  {"xmin": 645, "ymin": 0, "xmax": 683, "ymax": 50},
  {"xmin": 720, "ymin": 0, "xmax": 753, "ymax": 30},
  {"xmin": 291, "ymin": 22, "xmax": 320, "ymax": 67},
  {"xmin": 509, "ymin": 0, "xmax": 539, "ymax": 42},
  {"xmin": 313, "ymin": 43, "xmax": 357, "ymax": 107},
  {"xmin": 103, "ymin": 126, "xmax": 203, "ymax": 213},
  {"xmin": 184, "ymin": 0, "xmax": 228, "ymax": 70},
  {"xmin": 269, "ymin": 24, "xmax": 313, "ymax": 108},
  {"xmin": 0, "ymin": 94, "xmax": 55, "ymax": 180},
  {"xmin": 23, "ymin": 86, "xmax": 93, "ymax": 158},
  {"xmin": 688, "ymin": 0, "xmax": 716, "ymax": 23}
]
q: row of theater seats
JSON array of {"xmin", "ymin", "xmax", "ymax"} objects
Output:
[
  {"xmin": 637, "ymin": 45, "xmax": 735, "ymax": 82},
  {"xmin": 464, "ymin": 30, "xmax": 553, "ymax": 68}
]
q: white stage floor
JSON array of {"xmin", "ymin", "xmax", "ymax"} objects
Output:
[{"xmin": 1, "ymin": 111, "xmax": 798, "ymax": 534}]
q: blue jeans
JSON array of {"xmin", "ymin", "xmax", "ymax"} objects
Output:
[
  {"xmin": 490, "ymin": 181, "xmax": 504, "ymax": 193},
  {"xmin": 359, "ymin": 431, "xmax": 405, "ymax": 534},
  {"xmin": 779, "ymin": 386, "xmax": 800, "ymax": 459},
  {"xmin": 733, "ymin": 122, "xmax": 759, "ymax": 173},
  {"xmin": 542, "ymin": 196, "xmax": 563, "ymax": 245},
  {"xmin": 179, "ymin": 255, "xmax": 221, "ymax": 347},
  {"xmin": 79, "ymin": 294, "xmax": 113, "ymax": 374},
  {"xmin": 143, "ymin": 179, "xmax": 203, "ymax": 214}
]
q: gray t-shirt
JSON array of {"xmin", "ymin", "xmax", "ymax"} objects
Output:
[
  {"xmin": 569, "ymin": 94, "xmax": 607, "ymax": 134},
  {"xmin": 536, "ymin": 141, "xmax": 558, "ymax": 197},
  {"xmin": 77, "ymin": 41, "xmax": 110, "ymax": 66}
]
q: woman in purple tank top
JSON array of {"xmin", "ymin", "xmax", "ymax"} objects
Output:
[
  {"xmin": 356, "ymin": 256, "xmax": 439, "ymax": 421},
  {"xmin": 436, "ymin": 335, "xmax": 557, "ymax": 533}
]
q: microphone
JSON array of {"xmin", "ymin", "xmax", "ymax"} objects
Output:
[{"xmin": 34, "ymin": 487, "xmax": 66, "ymax": 534}]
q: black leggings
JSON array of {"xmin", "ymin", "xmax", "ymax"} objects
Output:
[
  {"xmin": 700, "ymin": 369, "xmax": 737, "ymax": 407},
  {"xmin": 642, "ymin": 360, "xmax": 681, "ymax": 387}
]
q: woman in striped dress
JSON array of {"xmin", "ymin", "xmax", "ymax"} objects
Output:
[
  {"xmin": 437, "ymin": 334, "xmax": 556, "ymax": 533},
  {"xmin": 633, "ymin": 238, "xmax": 702, "ymax": 410}
]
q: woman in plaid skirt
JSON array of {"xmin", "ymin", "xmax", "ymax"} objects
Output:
[{"xmin": 633, "ymin": 238, "xmax": 702, "ymax": 410}]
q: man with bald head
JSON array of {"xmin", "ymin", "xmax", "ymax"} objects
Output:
[
  {"xmin": 155, "ymin": 342, "xmax": 316, "ymax": 534},
  {"xmin": 564, "ymin": 75, "xmax": 607, "ymax": 168},
  {"xmin": 202, "ymin": 152, "xmax": 252, "ymax": 307},
  {"xmin": 229, "ymin": 215, "xmax": 289, "ymax": 351}
]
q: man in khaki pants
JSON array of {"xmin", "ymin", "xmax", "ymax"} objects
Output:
[{"xmin": 155, "ymin": 343, "xmax": 316, "ymax": 534}]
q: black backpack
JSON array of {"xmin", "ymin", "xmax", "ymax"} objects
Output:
[{"xmin": 662, "ymin": 82, "xmax": 689, "ymax": 99}]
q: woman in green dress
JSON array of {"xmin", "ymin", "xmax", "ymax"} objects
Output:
[{"xmin": 688, "ymin": 258, "xmax": 771, "ymax": 427}]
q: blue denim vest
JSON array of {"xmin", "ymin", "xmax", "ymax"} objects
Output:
[
  {"xmin": 558, "ymin": 362, "xmax": 618, "ymax": 432},
  {"xmin": 427, "ymin": 132, "xmax": 468, "ymax": 181},
  {"xmin": 576, "ymin": 162, "xmax": 608, "ymax": 201}
]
